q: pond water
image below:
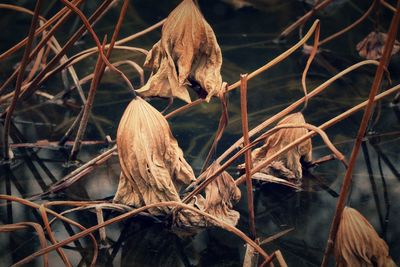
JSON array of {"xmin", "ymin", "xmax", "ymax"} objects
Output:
[{"xmin": 0, "ymin": 0, "xmax": 399, "ymax": 266}]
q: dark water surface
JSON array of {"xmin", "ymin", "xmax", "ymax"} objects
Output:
[{"xmin": 0, "ymin": 0, "xmax": 399, "ymax": 266}]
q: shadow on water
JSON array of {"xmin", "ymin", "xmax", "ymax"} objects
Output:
[{"xmin": 1, "ymin": 0, "xmax": 400, "ymax": 266}]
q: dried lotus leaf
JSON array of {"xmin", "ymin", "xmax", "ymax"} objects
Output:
[
  {"xmin": 356, "ymin": 31, "xmax": 400, "ymax": 60},
  {"xmin": 137, "ymin": 0, "xmax": 223, "ymax": 103},
  {"xmin": 114, "ymin": 96, "xmax": 195, "ymax": 215},
  {"xmin": 203, "ymin": 162, "xmax": 241, "ymax": 226},
  {"xmin": 335, "ymin": 207, "xmax": 396, "ymax": 267},
  {"xmin": 173, "ymin": 163, "xmax": 242, "ymax": 232},
  {"xmin": 248, "ymin": 113, "xmax": 312, "ymax": 182}
]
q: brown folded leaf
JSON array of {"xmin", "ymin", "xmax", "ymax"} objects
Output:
[
  {"xmin": 203, "ymin": 162, "xmax": 241, "ymax": 226},
  {"xmin": 173, "ymin": 162, "xmax": 241, "ymax": 233},
  {"xmin": 356, "ymin": 31, "xmax": 400, "ymax": 60},
  {"xmin": 137, "ymin": 0, "xmax": 223, "ymax": 103},
  {"xmin": 248, "ymin": 113, "xmax": 312, "ymax": 183},
  {"xmin": 114, "ymin": 96, "xmax": 195, "ymax": 215},
  {"xmin": 335, "ymin": 207, "xmax": 397, "ymax": 267}
]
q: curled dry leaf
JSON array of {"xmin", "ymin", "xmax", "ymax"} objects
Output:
[
  {"xmin": 335, "ymin": 207, "xmax": 397, "ymax": 267},
  {"xmin": 114, "ymin": 96, "xmax": 195, "ymax": 215},
  {"xmin": 203, "ymin": 162, "xmax": 241, "ymax": 226},
  {"xmin": 242, "ymin": 113, "xmax": 312, "ymax": 183},
  {"xmin": 173, "ymin": 162, "xmax": 242, "ymax": 233},
  {"xmin": 356, "ymin": 31, "xmax": 400, "ymax": 60},
  {"xmin": 137, "ymin": 0, "xmax": 223, "ymax": 103}
]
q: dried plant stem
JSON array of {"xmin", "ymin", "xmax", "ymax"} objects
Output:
[
  {"xmin": 228, "ymin": 20, "xmax": 320, "ymax": 92},
  {"xmin": 31, "ymin": 145, "xmax": 117, "ymax": 199},
  {"xmin": 14, "ymin": 201, "xmax": 272, "ymax": 266},
  {"xmin": 183, "ymin": 82, "xmax": 400, "ymax": 202},
  {"xmin": 166, "ymin": 20, "xmax": 321, "ymax": 119},
  {"xmin": 0, "ymin": 195, "xmax": 98, "ymax": 266},
  {"xmin": 302, "ymin": 22, "xmax": 320, "ymax": 109},
  {"xmin": 70, "ymin": 0, "xmax": 130, "ymax": 160},
  {"xmin": 319, "ymin": 0, "xmax": 378, "ymax": 46},
  {"xmin": 115, "ymin": 18, "xmax": 166, "ymax": 45},
  {"xmin": 279, "ymin": 0, "xmax": 333, "ymax": 39},
  {"xmin": 15, "ymin": 0, "xmax": 113, "ymax": 101},
  {"xmin": 381, "ymin": 0, "xmax": 397, "ymax": 12},
  {"xmin": 240, "ymin": 74, "xmax": 256, "ymax": 239},
  {"xmin": 0, "ymin": 222, "xmax": 49, "ymax": 267},
  {"xmin": 2, "ymin": 0, "xmax": 42, "ymax": 160},
  {"xmin": 320, "ymin": 2, "xmax": 400, "ymax": 266},
  {"xmin": 217, "ymin": 60, "xmax": 379, "ymax": 167},
  {"xmin": 70, "ymin": 37, "xmax": 107, "ymax": 160},
  {"xmin": 0, "ymin": 0, "xmax": 82, "ymax": 62},
  {"xmin": 254, "ymin": 123, "xmax": 348, "ymax": 168},
  {"xmin": 0, "ymin": 1, "xmax": 82, "ymax": 98},
  {"xmin": 38, "ymin": 205, "xmax": 72, "ymax": 267},
  {"xmin": 75, "ymin": 18, "xmax": 165, "ymax": 57}
]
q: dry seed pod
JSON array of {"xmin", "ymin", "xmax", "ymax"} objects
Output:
[
  {"xmin": 250, "ymin": 112, "xmax": 312, "ymax": 182},
  {"xmin": 137, "ymin": 0, "xmax": 223, "ymax": 103},
  {"xmin": 356, "ymin": 31, "xmax": 400, "ymax": 60},
  {"xmin": 335, "ymin": 207, "xmax": 396, "ymax": 267},
  {"xmin": 114, "ymin": 96, "xmax": 195, "ymax": 215}
]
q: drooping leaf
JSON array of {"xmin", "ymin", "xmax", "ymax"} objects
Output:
[
  {"xmin": 335, "ymin": 207, "xmax": 396, "ymax": 267},
  {"xmin": 114, "ymin": 96, "xmax": 195, "ymax": 215},
  {"xmin": 241, "ymin": 113, "xmax": 312, "ymax": 184},
  {"xmin": 356, "ymin": 31, "xmax": 400, "ymax": 60},
  {"xmin": 137, "ymin": 0, "xmax": 223, "ymax": 103}
]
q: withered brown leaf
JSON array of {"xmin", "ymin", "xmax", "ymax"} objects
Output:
[
  {"xmin": 137, "ymin": 0, "xmax": 223, "ymax": 103},
  {"xmin": 247, "ymin": 113, "xmax": 312, "ymax": 183},
  {"xmin": 356, "ymin": 31, "xmax": 400, "ymax": 60},
  {"xmin": 203, "ymin": 162, "xmax": 241, "ymax": 226},
  {"xmin": 114, "ymin": 96, "xmax": 195, "ymax": 215},
  {"xmin": 335, "ymin": 207, "xmax": 396, "ymax": 267},
  {"xmin": 173, "ymin": 162, "xmax": 242, "ymax": 233}
]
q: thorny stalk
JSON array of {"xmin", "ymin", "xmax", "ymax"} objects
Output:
[
  {"xmin": 240, "ymin": 74, "xmax": 256, "ymax": 240},
  {"xmin": 320, "ymin": 1, "xmax": 400, "ymax": 266},
  {"xmin": 2, "ymin": 0, "xmax": 43, "ymax": 160}
]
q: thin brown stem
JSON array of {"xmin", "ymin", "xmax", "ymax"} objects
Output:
[
  {"xmin": 319, "ymin": 0, "xmax": 378, "ymax": 46},
  {"xmin": 240, "ymin": 74, "xmax": 256, "ymax": 239},
  {"xmin": 320, "ymin": 2, "xmax": 400, "ymax": 266},
  {"xmin": 0, "ymin": 195, "xmax": 98, "ymax": 266},
  {"xmin": 69, "ymin": 0, "xmax": 130, "ymax": 160},
  {"xmin": 13, "ymin": 202, "xmax": 272, "ymax": 266},
  {"xmin": 2, "ymin": 0, "xmax": 42, "ymax": 160},
  {"xmin": 166, "ymin": 20, "xmax": 320, "ymax": 119},
  {"xmin": 0, "ymin": 0, "xmax": 82, "ymax": 62},
  {"xmin": 15, "ymin": 0, "xmax": 113, "ymax": 102},
  {"xmin": 279, "ymin": 0, "xmax": 333, "ymax": 39},
  {"xmin": 70, "ymin": 37, "xmax": 107, "ymax": 160}
]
